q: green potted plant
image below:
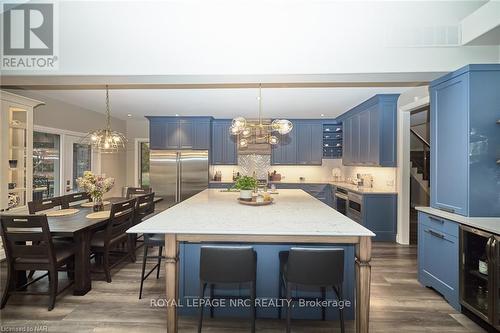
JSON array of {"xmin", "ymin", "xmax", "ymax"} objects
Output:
[{"xmin": 233, "ymin": 176, "xmax": 257, "ymax": 201}]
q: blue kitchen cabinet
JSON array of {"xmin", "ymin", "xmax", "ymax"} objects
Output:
[
  {"xmin": 342, "ymin": 118, "xmax": 352, "ymax": 164},
  {"xmin": 271, "ymin": 121, "xmax": 297, "ymax": 165},
  {"xmin": 211, "ymin": 119, "xmax": 237, "ymax": 165},
  {"xmin": 296, "ymin": 121, "xmax": 323, "ymax": 165},
  {"xmin": 147, "ymin": 117, "xmax": 212, "ymax": 150},
  {"xmin": 339, "ymin": 94, "xmax": 399, "ymax": 167},
  {"xmin": 179, "ymin": 119, "xmax": 193, "ymax": 149},
  {"xmin": 194, "ymin": 119, "xmax": 211, "ymax": 149},
  {"xmin": 350, "ymin": 115, "xmax": 360, "ymax": 163},
  {"xmin": 149, "ymin": 118, "xmax": 167, "ymax": 150},
  {"xmin": 165, "ymin": 120, "xmax": 180, "ymax": 149},
  {"xmin": 271, "ymin": 120, "xmax": 322, "ymax": 165},
  {"xmin": 362, "ymin": 194, "xmax": 397, "ymax": 241},
  {"xmin": 359, "ymin": 110, "xmax": 370, "ymax": 163},
  {"xmin": 430, "ymin": 64, "xmax": 500, "ymax": 217},
  {"xmin": 417, "ymin": 211, "xmax": 460, "ymax": 310}
]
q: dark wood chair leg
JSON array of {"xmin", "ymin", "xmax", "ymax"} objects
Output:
[
  {"xmin": 209, "ymin": 284, "xmax": 215, "ymax": 318},
  {"xmin": 156, "ymin": 246, "xmax": 163, "ymax": 279},
  {"xmin": 251, "ymin": 281, "xmax": 256, "ymax": 333},
  {"xmin": 0, "ymin": 264, "xmax": 14, "ymax": 309},
  {"xmin": 286, "ymin": 283, "xmax": 292, "ymax": 333},
  {"xmin": 198, "ymin": 282, "xmax": 207, "ymax": 333},
  {"xmin": 48, "ymin": 269, "xmax": 58, "ymax": 311},
  {"xmin": 128, "ymin": 235, "xmax": 136, "ymax": 263},
  {"xmin": 103, "ymin": 249, "xmax": 112, "ymax": 283},
  {"xmin": 321, "ymin": 286, "xmax": 326, "ymax": 321},
  {"xmin": 334, "ymin": 285, "xmax": 345, "ymax": 333},
  {"xmin": 139, "ymin": 245, "xmax": 149, "ymax": 299},
  {"xmin": 278, "ymin": 269, "xmax": 283, "ymax": 319}
]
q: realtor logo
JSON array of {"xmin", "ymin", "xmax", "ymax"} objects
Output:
[{"xmin": 1, "ymin": 2, "xmax": 59, "ymax": 70}]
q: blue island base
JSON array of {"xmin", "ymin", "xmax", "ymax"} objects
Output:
[{"xmin": 177, "ymin": 243, "xmax": 355, "ymax": 321}]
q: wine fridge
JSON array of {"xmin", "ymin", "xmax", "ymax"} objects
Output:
[{"xmin": 460, "ymin": 225, "xmax": 499, "ymax": 331}]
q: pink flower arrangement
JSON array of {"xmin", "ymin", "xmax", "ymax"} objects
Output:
[{"xmin": 76, "ymin": 171, "xmax": 115, "ymax": 201}]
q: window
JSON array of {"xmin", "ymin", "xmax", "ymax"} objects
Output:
[
  {"xmin": 33, "ymin": 131, "xmax": 61, "ymax": 199},
  {"xmin": 72, "ymin": 143, "xmax": 92, "ymax": 191},
  {"xmin": 139, "ymin": 142, "xmax": 150, "ymax": 187}
]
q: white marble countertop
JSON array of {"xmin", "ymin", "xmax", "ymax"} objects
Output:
[
  {"xmin": 415, "ymin": 206, "xmax": 500, "ymax": 235},
  {"xmin": 330, "ymin": 181, "xmax": 397, "ymax": 195},
  {"xmin": 209, "ymin": 180, "xmax": 397, "ymax": 194},
  {"xmin": 128, "ymin": 189, "xmax": 375, "ymax": 237}
]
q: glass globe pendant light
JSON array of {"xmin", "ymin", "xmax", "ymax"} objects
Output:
[
  {"xmin": 83, "ymin": 85, "xmax": 127, "ymax": 153},
  {"xmin": 229, "ymin": 84, "xmax": 293, "ymax": 146}
]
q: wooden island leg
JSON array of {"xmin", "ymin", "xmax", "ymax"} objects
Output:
[
  {"xmin": 165, "ymin": 234, "xmax": 179, "ymax": 333},
  {"xmin": 356, "ymin": 236, "xmax": 372, "ymax": 333}
]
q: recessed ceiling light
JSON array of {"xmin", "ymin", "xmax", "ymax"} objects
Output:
[
  {"xmin": 320, "ymin": 114, "xmax": 325, "ymax": 117},
  {"xmin": 175, "ymin": 114, "xmax": 179, "ymax": 117},
  {"xmin": 127, "ymin": 114, "xmax": 132, "ymax": 118}
]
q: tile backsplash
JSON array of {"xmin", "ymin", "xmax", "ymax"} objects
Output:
[{"xmin": 210, "ymin": 155, "xmax": 397, "ymax": 190}]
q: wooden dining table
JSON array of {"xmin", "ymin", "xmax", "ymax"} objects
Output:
[{"xmin": 16, "ymin": 196, "xmax": 163, "ymax": 296}]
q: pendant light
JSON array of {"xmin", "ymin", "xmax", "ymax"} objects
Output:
[
  {"xmin": 229, "ymin": 84, "xmax": 293, "ymax": 148},
  {"xmin": 83, "ymin": 85, "xmax": 127, "ymax": 153}
]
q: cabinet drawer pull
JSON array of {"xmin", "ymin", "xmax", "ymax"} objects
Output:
[
  {"xmin": 426, "ymin": 229, "xmax": 445, "ymax": 239},
  {"xmin": 428, "ymin": 216, "xmax": 444, "ymax": 224}
]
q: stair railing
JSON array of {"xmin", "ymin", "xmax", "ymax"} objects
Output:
[{"xmin": 410, "ymin": 128, "xmax": 430, "ymax": 181}]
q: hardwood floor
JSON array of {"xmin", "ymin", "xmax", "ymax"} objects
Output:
[{"xmin": 0, "ymin": 242, "xmax": 484, "ymax": 333}]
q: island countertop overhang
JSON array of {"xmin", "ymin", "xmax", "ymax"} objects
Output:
[{"xmin": 128, "ymin": 189, "xmax": 375, "ymax": 238}]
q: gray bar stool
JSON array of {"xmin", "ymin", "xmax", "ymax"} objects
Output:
[
  {"xmin": 198, "ymin": 246, "xmax": 257, "ymax": 333},
  {"xmin": 279, "ymin": 248, "xmax": 345, "ymax": 333}
]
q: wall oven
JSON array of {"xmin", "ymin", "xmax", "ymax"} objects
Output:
[
  {"xmin": 460, "ymin": 225, "xmax": 499, "ymax": 331},
  {"xmin": 347, "ymin": 192, "xmax": 362, "ymax": 224},
  {"xmin": 334, "ymin": 187, "xmax": 348, "ymax": 215}
]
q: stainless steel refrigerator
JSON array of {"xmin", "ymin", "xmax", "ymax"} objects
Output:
[{"xmin": 150, "ymin": 150, "xmax": 209, "ymax": 206}]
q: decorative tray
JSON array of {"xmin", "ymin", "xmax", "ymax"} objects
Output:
[{"xmin": 237, "ymin": 198, "xmax": 274, "ymax": 206}]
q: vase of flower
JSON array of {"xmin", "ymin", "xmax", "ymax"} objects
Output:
[
  {"xmin": 92, "ymin": 196, "xmax": 104, "ymax": 212},
  {"xmin": 76, "ymin": 171, "xmax": 115, "ymax": 211}
]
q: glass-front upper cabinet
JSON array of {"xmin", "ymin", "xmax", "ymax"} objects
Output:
[{"xmin": 0, "ymin": 91, "xmax": 43, "ymax": 212}]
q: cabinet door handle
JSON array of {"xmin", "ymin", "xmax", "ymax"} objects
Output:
[
  {"xmin": 426, "ymin": 229, "xmax": 445, "ymax": 240},
  {"xmin": 428, "ymin": 216, "xmax": 444, "ymax": 224}
]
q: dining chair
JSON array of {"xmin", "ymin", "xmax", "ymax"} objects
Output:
[
  {"xmin": 28, "ymin": 196, "xmax": 64, "ymax": 214},
  {"xmin": 62, "ymin": 192, "xmax": 91, "ymax": 208},
  {"xmin": 198, "ymin": 246, "xmax": 257, "ymax": 333},
  {"xmin": 126, "ymin": 187, "xmax": 152, "ymax": 199},
  {"xmin": 279, "ymin": 248, "xmax": 345, "ymax": 333},
  {"xmin": 90, "ymin": 198, "xmax": 136, "ymax": 283},
  {"xmin": 0, "ymin": 214, "xmax": 75, "ymax": 311},
  {"xmin": 27, "ymin": 196, "xmax": 67, "ymax": 279}
]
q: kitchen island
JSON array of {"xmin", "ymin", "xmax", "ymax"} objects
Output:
[{"xmin": 128, "ymin": 189, "xmax": 375, "ymax": 333}]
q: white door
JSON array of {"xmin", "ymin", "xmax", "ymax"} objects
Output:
[{"xmin": 62, "ymin": 135, "xmax": 98, "ymax": 194}]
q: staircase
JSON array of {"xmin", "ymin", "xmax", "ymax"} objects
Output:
[{"xmin": 409, "ymin": 128, "xmax": 430, "ymax": 244}]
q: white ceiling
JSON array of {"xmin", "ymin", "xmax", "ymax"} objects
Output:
[{"xmin": 31, "ymin": 87, "xmax": 411, "ymax": 120}]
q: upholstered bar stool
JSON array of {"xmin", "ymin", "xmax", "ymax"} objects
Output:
[
  {"xmin": 279, "ymin": 247, "xmax": 345, "ymax": 333},
  {"xmin": 198, "ymin": 246, "xmax": 257, "ymax": 333}
]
